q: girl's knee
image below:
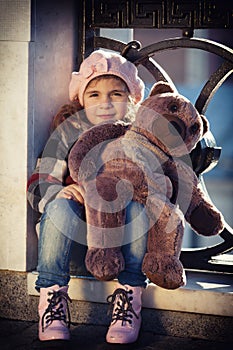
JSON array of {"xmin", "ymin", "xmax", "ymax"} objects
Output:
[
  {"xmin": 45, "ymin": 198, "xmax": 83, "ymax": 216},
  {"xmin": 42, "ymin": 198, "xmax": 84, "ymax": 226}
]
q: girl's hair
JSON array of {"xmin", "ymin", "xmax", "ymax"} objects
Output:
[
  {"xmin": 85, "ymin": 74, "xmax": 127, "ymax": 88},
  {"xmin": 50, "ymin": 101, "xmax": 83, "ymax": 132}
]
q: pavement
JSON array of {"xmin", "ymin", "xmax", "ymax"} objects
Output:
[{"xmin": 1, "ymin": 318, "xmax": 233, "ymax": 350}]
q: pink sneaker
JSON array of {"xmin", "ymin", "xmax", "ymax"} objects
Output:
[
  {"xmin": 106, "ymin": 284, "xmax": 142, "ymax": 344},
  {"xmin": 38, "ymin": 285, "xmax": 72, "ymax": 341}
]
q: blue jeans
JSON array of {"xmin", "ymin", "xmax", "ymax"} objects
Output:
[{"xmin": 35, "ymin": 198, "xmax": 148, "ymax": 290}]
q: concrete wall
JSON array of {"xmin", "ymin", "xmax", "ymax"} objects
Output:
[
  {"xmin": 0, "ymin": 0, "xmax": 76, "ymax": 271},
  {"xmin": 0, "ymin": 0, "xmax": 31, "ymax": 270},
  {"xmin": 31, "ymin": 0, "xmax": 77, "ymax": 157},
  {"xmin": 27, "ymin": 0, "xmax": 77, "ymax": 270}
]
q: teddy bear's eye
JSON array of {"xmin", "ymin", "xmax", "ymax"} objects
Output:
[
  {"xmin": 190, "ymin": 123, "xmax": 199, "ymax": 134},
  {"xmin": 168, "ymin": 104, "xmax": 178, "ymax": 113}
]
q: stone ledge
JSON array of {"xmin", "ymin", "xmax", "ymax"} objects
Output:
[
  {"xmin": 0, "ymin": 269, "xmax": 233, "ymax": 341},
  {"xmin": 27, "ymin": 270, "xmax": 233, "ymax": 317}
]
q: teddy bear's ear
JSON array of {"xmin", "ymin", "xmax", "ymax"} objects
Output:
[
  {"xmin": 149, "ymin": 81, "xmax": 176, "ymax": 97},
  {"xmin": 200, "ymin": 114, "xmax": 209, "ymax": 135}
]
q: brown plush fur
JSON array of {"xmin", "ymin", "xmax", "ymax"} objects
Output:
[{"xmin": 68, "ymin": 81, "xmax": 225, "ymax": 289}]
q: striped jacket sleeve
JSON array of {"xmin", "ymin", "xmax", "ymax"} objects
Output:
[{"xmin": 27, "ymin": 116, "xmax": 85, "ymax": 213}]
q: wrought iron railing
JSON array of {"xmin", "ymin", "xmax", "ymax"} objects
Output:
[{"xmin": 76, "ymin": 0, "xmax": 233, "ymax": 273}]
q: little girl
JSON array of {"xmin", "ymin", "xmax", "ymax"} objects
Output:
[{"xmin": 27, "ymin": 49, "xmax": 149, "ymax": 344}]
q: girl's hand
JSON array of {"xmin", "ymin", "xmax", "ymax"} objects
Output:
[{"xmin": 56, "ymin": 184, "xmax": 85, "ymax": 204}]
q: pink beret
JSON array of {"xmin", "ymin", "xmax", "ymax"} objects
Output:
[{"xmin": 69, "ymin": 50, "xmax": 145, "ymax": 106}]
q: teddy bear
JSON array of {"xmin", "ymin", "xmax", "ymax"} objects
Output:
[{"xmin": 68, "ymin": 81, "xmax": 225, "ymax": 289}]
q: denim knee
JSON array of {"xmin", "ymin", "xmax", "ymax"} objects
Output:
[{"xmin": 41, "ymin": 198, "xmax": 86, "ymax": 244}]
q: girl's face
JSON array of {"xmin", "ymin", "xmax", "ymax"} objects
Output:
[{"xmin": 83, "ymin": 77, "xmax": 130, "ymax": 125}]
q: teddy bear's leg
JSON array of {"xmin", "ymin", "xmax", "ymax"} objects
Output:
[
  {"xmin": 84, "ymin": 177, "xmax": 128, "ymax": 281},
  {"xmin": 142, "ymin": 196, "xmax": 186, "ymax": 289}
]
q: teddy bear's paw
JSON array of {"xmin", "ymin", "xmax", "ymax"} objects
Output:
[
  {"xmin": 142, "ymin": 253, "xmax": 186, "ymax": 289},
  {"xmin": 189, "ymin": 203, "xmax": 225, "ymax": 236},
  {"xmin": 85, "ymin": 248, "xmax": 125, "ymax": 281}
]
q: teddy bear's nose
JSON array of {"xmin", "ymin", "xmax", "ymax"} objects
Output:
[
  {"xmin": 190, "ymin": 123, "xmax": 199, "ymax": 134},
  {"xmin": 168, "ymin": 120, "xmax": 185, "ymax": 140}
]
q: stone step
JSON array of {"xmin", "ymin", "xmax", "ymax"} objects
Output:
[{"xmin": 0, "ymin": 270, "xmax": 232, "ymax": 343}]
